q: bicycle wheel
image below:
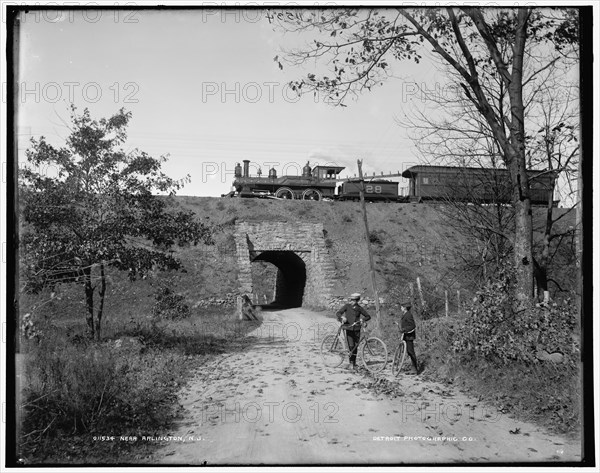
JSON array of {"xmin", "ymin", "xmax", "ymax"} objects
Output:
[
  {"xmin": 361, "ymin": 337, "xmax": 388, "ymax": 373},
  {"xmin": 320, "ymin": 333, "xmax": 345, "ymax": 368},
  {"xmin": 391, "ymin": 342, "xmax": 407, "ymax": 377}
]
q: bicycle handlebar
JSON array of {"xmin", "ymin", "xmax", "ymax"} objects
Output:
[{"xmin": 340, "ymin": 320, "xmax": 366, "ymax": 328}]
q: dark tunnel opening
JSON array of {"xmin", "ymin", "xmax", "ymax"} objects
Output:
[{"xmin": 251, "ymin": 251, "xmax": 306, "ymax": 309}]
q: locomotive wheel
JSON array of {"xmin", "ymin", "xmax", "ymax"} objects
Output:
[
  {"xmin": 302, "ymin": 188, "xmax": 323, "ymax": 201},
  {"xmin": 275, "ymin": 187, "xmax": 295, "ymax": 199}
]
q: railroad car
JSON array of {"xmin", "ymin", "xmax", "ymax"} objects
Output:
[
  {"xmin": 338, "ymin": 179, "xmax": 399, "ymax": 202},
  {"xmin": 401, "ymin": 165, "xmax": 556, "ymax": 205}
]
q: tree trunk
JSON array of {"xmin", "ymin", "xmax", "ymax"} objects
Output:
[
  {"xmin": 509, "ymin": 151, "xmax": 534, "ymax": 306},
  {"xmin": 512, "ymin": 183, "xmax": 534, "ymax": 307},
  {"xmin": 95, "ymin": 262, "xmax": 107, "ymax": 341},
  {"xmin": 508, "ymin": 9, "xmax": 534, "ymax": 308},
  {"xmin": 83, "ymin": 266, "xmax": 95, "ymax": 339},
  {"xmin": 534, "ymin": 173, "xmax": 556, "ymax": 301}
]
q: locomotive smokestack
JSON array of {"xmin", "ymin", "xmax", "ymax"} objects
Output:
[{"xmin": 243, "ymin": 159, "xmax": 250, "ymax": 178}]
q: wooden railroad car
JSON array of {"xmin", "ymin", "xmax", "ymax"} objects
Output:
[{"xmin": 400, "ymin": 165, "xmax": 556, "ymax": 205}]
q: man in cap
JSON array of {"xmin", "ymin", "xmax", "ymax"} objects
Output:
[
  {"xmin": 336, "ymin": 293, "xmax": 371, "ymax": 370},
  {"xmin": 398, "ymin": 302, "xmax": 421, "ymax": 374}
]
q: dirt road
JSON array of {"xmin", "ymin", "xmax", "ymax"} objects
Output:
[{"xmin": 152, "ymin": 308, "xmax": 580, "ymax": 465}]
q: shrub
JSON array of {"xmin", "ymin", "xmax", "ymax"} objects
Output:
[
  {"xmin": 21, "ymin": 341, "xmax": 184, "ymax": 445},
  {"xmin": 342, "ymin": 214, "xmax": 353, "ymax": 223},
  {"xmin": 152, "ymin": 283, "xmax": 190, "ymax": 320},
  {"xmin": 452, "ymin": 275, "xmax": 578, "ymax": 364}
]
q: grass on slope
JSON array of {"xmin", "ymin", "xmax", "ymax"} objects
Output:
[
  {"xmin": 17, "ymin": 268, "xmax": 259, "ymax": 465},
  {"xmin": 370, "ymin": 312, "xmax": 581, "ymax": 437},
  {"xmin": 174, "ymin": 197, "xmax": 479, "ymax": 304}
]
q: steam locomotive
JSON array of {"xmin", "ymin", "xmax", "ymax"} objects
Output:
[{"xmin": 222, "ymin": 160, "xmax": 400, "ymax": 202}]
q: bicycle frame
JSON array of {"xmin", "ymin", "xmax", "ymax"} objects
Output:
[
  {"xmin": 393, "ymin": 321, "xmax": 406, "ymax": 341},
  {"xmin": 335, "ymin": 321, "xmax": 367, "ymax": 351},
  {"xmin": 391, "ymin": 321, "xmax": 410, "ymax": 377},
  {"xmin": 321, "ymin": 321, "xmax": 387, "ymax": 372}
]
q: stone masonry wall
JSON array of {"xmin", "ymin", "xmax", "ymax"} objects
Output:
[{"xmin": 234, "ymin": 221, "xmax": 336, "ymax": 308}]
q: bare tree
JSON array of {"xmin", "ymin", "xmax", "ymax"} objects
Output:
[
  {"xmin": 395, "ymin": 26, "xmax": 579, "ymax": 302},
  {"xmin": 271, "ymin": 7, "xmax": 579, "ymax": 307},
  {"xmin": 527, "ymin": 78, "xmax": 579, "ymax": 302}
]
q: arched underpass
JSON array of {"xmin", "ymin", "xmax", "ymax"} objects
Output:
[
  {"xmin": 252, "ymin": 251, "xmax": 306, "ymax": 308},
  {"xmin": 234, "ymin": 222, "xmax": 336, "ymax": 310}
]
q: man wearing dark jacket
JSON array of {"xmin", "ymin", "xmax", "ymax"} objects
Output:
[
  {"xmin": 336, "ymin": 293, "xmax": 371, "ymax": 370},
  {"xmin": 399, "ymin": 302, "xmax": 420, "ymax": 374}
]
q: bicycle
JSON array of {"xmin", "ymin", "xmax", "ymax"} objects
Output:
[
  {"xmin": 320, "ymin": 321, "xmax": 388, "ymax": 373},
  {"xmin": 391, "ymin": 321, "xmax": 414, "ymax": 376}
]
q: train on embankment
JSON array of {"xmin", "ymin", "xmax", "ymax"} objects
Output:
[{"xmin": 221, "ymin": 160, "xmax": 557, "ymax": 205}]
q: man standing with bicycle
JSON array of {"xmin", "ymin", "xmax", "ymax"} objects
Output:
[
  {"xmin": 336, "ymin": 293, "xmax": 371, "ymax": 370},
  {"xmin": 399, "ymin": 302, "xmax": 421, "ymax": 374}
]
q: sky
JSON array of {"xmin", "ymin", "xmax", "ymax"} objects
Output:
[
  {"xmin": 16, "ymin": 7, "xmax": 446, "ymax": 197},
  {"xmin": 3, "ymin": 6, "xmax": 599, "ymax": 458}
]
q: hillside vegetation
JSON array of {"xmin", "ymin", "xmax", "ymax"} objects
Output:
[
  {"xmin": 174, "ymin": 196, "xmax": 576, "ymax": 313},
  {"xmin": 18, "ymin": 196, "xmax": 579, "ymax": 463}
]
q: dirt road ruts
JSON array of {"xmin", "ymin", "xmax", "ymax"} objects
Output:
[{"xmin": 152, "ymin": 308, "xmax": 580, "ymax": 465}]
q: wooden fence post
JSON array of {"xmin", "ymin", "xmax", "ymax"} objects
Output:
[
  {"xmin": 237, "ymin": 296, "xmax": 243, "ymax": 320},
  {"xmin": 416, "ymin": 277, "xmax": 425, "ymax": 307},
  {"xmin": 445, "ymin": 290, "xmax": 449, "ymax": 317},
  {"xmin": 357, "ymin": 159, "xmax": 381, "ymax": 332}
]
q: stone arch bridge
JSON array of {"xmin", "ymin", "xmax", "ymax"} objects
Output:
[{"xmin": 234, "ymin": 221, "xmax": 336, "ymax": 309}]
